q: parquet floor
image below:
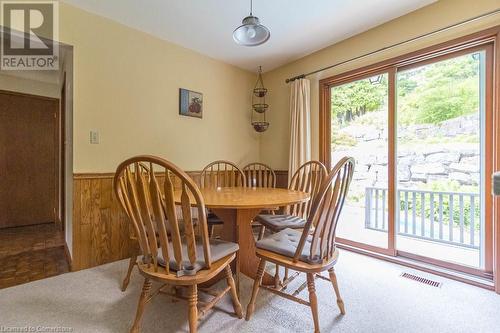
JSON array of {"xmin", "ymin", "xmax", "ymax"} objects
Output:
[{"xmin": 0, "ymin": 224, "xmax": 69, "ymax": 289}]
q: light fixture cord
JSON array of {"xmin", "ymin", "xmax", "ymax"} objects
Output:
[{"xmin": 250, "ymin": 0, "xmax": 253, "ymax": 15}]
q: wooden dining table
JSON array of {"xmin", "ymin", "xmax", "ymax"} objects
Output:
[{"xmin": 176, "ymin": 187, "xmax": 309, "ymax": 286}]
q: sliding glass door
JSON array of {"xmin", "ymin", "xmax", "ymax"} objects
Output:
[
  {"xmin": 332, "ymin": 72, "xmax": 391, "ymax": 251},
  {"xmin": 395, "ymin": 49, "xmax": 488, "ymax": 269},
  {"xmin": 326, "ymin": 42, "xmax": 494, "ymax": 275}
]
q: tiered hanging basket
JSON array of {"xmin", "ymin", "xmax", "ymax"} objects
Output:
[{"xmin": 251, "ymin": 66, "xmax": 269, "ymax": 132}]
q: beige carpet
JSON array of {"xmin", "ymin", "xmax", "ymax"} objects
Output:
[{"xmin": 0, "ymin": 250, "xmax": 499, "ymax": 333}]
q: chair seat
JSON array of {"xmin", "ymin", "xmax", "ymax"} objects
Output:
[
  {"xmin": 255, "ymin": 214, "xmax": 306, "ymax": 231},
  {"xmin": 157, "ymin": 238, "xmax": 238, "ymax": 276},
  {"xmin": 256, "ymin": 228, "xmax": 321, "ymax": 264}
]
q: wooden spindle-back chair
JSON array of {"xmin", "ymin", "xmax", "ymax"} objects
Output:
[
  {"xmin": 120, "ymin": 164, "xmax": 198, "ymax": 292},
  {"xmin": 200, "ymin": 160, "xmax": 246, "ymax": 237},
  {"xmin": 253, "ymin": 160, "xmax": 328, "ymax": 286},
  {"xmin": 114, "ymin": 156, "xmax": 242, "ymax": 333},
  {"xmin": 243, "ymin": 162, "xmax": 276, "ymax": 188},
  {"xmin": 246, "ymin": 157, "xmax": 355, "ymax": 333}
]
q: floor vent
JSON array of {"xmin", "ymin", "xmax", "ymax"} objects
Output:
[{"xmin": 400, "ymin": 272, "xmax": 442, "ymax": 288}]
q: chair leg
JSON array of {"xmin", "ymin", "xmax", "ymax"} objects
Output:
[
  {"xmin": 130, "ymin": 278, "xmax": 152, "ymax": 333},
  {"xmin": 122, "ymin": 255, "xmax": 137, "ymax": 292},
  {"xmin": 245, "ymin": 258, "xmax": 266, "ymax": 321},
  {"xmin": 274, "ymin": 265, "xmax": 280, "ymax": 289},
  {"xmin": 328, "ymin": 267, "xmax": 345, "ymax": 315},
  {"xmin": 188, "ymin": 284, "xmax": 198, "ymax": 333},
  {"xmin": 258, "ymin": 225, "xmax": 266, "ymax": 240},
  {"xmin": 225, "ymin": 265, "xmax": 243, "ymax": 318},
  {"xmin": 209, "ymin": 224, "xmax": 215, "ymax": 238},
  {"xmin": 307, "ymin": 273, "xmax": 320, "ymax": 333}
]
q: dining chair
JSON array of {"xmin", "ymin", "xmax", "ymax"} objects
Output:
[
  {"xmin": 120, "ymin": 167, "xmax": 198, "ymax": 292},
  {"xmin": 200, "ymin": 160, "xmax": 246, "ymax": 237},
  {"xmin": 246, "ymin": 157, "xmax": 355, "ymax": 333},
  {"xmin": 253, "ymin": 161, "xmax": 327, "ymax": 285},
  {"xmin": 114, "ymin": 156, "xmax": 242, "ymax": 333}
]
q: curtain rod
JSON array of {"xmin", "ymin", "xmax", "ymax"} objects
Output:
[{"xmin": 285, "ymin": 8, "xmax": 500, "ymax": 83}]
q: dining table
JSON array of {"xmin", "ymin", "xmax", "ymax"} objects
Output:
[{"xmin": 175, "ymin": 186, "xmax": 309, "ymax": 287}]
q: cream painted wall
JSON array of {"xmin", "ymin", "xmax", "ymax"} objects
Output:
[
  {"xmin": 260, "ymin": 0, "xmax": 500, "ymax": 170},
  {"xmin": 57, "ymin": 3, "xmax": 259, "ymax": 172},
  {"xmin": 0, "ymin": 74, "xmax": 60, "ymax": 98}
]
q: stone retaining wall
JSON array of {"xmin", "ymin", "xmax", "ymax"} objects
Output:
[{"xmin": 335, "ymin": 113, "xmax": 480, "ymax": 192}]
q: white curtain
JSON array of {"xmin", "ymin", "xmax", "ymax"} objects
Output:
[{"xmin": 288, "ymin": 78, "xmax": 311, "ymax": 182}]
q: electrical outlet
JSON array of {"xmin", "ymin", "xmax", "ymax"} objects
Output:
[{"xmin": 90, "ymin": 130, "xmax": 99, "ymax": 144}]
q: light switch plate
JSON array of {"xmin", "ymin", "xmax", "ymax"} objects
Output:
[{"xmin": 90, "ymin": 130, "xmax": 99, "ymax": 144}]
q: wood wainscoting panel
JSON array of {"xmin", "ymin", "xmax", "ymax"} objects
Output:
[
  {"xmin": 72, "ymin": 176, "xmax": 135, "ymax": 270},
  {"xmin": 275, "ymin": 170, "xmax": 288, "ymax": 189},
  {"xmin": 72, "ymin": 170, "xmax": 288, "ymax": 271}
]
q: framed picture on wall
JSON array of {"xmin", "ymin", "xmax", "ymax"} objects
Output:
[{"xmin": 179, "ymin": 88, "xmax": 203, "ymax": 118}]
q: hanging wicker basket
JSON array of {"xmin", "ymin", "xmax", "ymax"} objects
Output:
[
  {"xmin": 252, "ymin": 121, "xmax": 269, "ymax": 132},
  {"xmin": 253, "ymin": 87, "xmax": 268, "ymax": 98},
  {"xmin": 252, "ymin": 103, "xmax": 269, "ymax": 113}
]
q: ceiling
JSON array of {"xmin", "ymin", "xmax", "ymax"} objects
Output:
[{"xmin": 62, "ymin": 0, "xmax": 437, "ymax": 72}]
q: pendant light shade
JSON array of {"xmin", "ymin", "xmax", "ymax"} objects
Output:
[
  {"xmin": 233, "ymin": 1, "xmax": 270, "ymax": 46},
  {"xmin": 233, "ymin": 16, "xmax": 270, "ymax": 46}
]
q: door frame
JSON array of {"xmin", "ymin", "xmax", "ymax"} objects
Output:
[
  {"xmin": 319, "ymin": 26, "xmax": 500, "ymax": 292},
  {"xmin": 60, "ymin": 73, "xmax": 66, "ymax": 231}
]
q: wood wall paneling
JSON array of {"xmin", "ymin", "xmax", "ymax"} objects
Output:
[{"xmin": 72, "ymin": 176, "xmax": 134, "ymax": 270}]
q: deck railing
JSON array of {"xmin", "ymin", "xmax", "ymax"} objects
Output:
[{"xmin": 365, "ymin": 187, "xmax": 481, "ymax": 249}]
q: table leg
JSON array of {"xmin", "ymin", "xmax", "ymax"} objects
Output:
[{"xmin": 212, "ymin": 208, "xmax": 275, "ymax": 287}]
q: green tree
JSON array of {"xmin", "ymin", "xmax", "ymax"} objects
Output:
[
  {"xmin": 398, "ymin": 54, "xmax": 480, "ymax": 125},
  {"xmin": 331, "ymin": 75, "xmax": 387, "ymax": 127}
]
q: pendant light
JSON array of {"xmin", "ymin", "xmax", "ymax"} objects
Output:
[{"xmin": 233, "ymin": 0, "xmax": 270, "ymax": 46}]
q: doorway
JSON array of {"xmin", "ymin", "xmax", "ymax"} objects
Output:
[
  {"xmin": 0, "ymin": 91, "xmax": 60, "ymax": 228},
  {"xmin": 0, "ymin": 90, "xmax": 68, "ymax": 288}
]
